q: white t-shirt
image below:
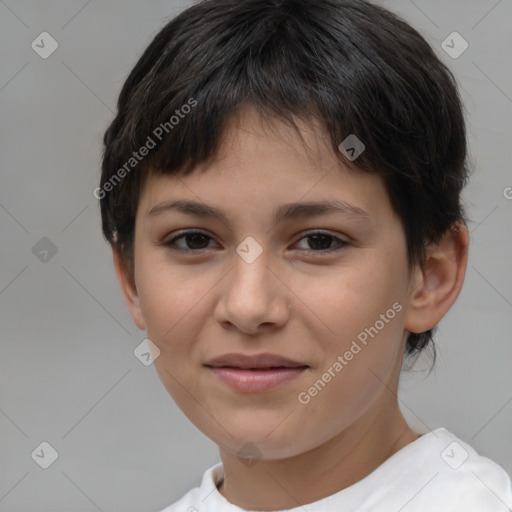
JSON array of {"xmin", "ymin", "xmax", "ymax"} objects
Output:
[{"xmin": 160, "ymin": 428, "xmax": 512, "ymax": 512}]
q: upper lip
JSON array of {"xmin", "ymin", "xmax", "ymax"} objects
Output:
[{"xmin": 204, "ymin": 352, "xmax": 308, "ymax": 370}]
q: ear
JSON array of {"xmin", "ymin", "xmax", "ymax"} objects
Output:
[
  {"xmin": 404, "ymin": 222, "xmax": 469, "ymax": 334},
  {"xmin": 112, "ymin": 245, "xmax": 146, "ymax": 330}
]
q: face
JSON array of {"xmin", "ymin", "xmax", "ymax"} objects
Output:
[{"xmin": 123, "ymin": 108, "xmax": 417, "ymax": 460}]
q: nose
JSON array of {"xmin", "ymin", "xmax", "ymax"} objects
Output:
[{"xmin": 214, "ymin": 250, "xmax": 291, "ymax": 335}]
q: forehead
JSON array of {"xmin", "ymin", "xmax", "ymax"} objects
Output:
[{"xmin": 137, "ymin": 107, "xmax": 394, "ymax": 229}]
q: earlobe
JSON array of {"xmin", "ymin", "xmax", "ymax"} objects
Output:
[
  {"xmin": 404, "ymin": 223, "xmax": 469, "ymax": 334},
  {"xmin": 112, "ymin": 246, "xmax": 146, "ymax": 330}
]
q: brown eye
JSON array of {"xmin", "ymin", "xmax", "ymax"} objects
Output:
[
  {"xmin": 164, "ymin": 231, "xmax": 216, "ymax": 252},
  {"xmin": 294, "ymin": 231, "xmax": 348, "ymax": 254},
  {"xmin": 161, "ymin": 229, "xmax": 348, "ymax": 255}
]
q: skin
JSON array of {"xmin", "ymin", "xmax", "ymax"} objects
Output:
[{"xmin": 113, "ymin": 107, "xmax": 469, "ymax": 511}]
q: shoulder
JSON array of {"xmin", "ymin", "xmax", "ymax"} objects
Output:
[
  {"xmin": 402, "ymin": 428, "xmax": 512, "ymax": 511},
  {"xmin": 159, "ymin": 487, "xmax": 202, "ymax": 512},
  {"xmin": 158, "ymin": 462, "xmax": 224, "ymax": 512}
]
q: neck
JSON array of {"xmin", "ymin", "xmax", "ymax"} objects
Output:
[{"xmin": 217, "ymin": 402, "xmax": 419, "ymax": 511}]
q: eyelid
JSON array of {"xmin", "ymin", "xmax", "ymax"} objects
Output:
[
  {"xmin": 160, "ymin": 229, "xmax": 349, "ymax": 254},
  {"xmin": 163, "ymin": 229, "xmax": 219, "ymax": 251},
  {"xmin": 296, "ymin": 232, "xmax": 349, "ymax": 255}
]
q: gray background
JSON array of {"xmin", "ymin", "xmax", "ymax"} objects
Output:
[{"xmin": 1, "ymin": 0, "xmax": 511, "ymax": 510}]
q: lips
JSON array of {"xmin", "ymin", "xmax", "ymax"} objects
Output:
[
  {"xmin": 204, "ymin": 352, "xmax": 308, "ymax": 370},
  {"xmin": 204, "ymin": 353, "xmax": 309, "ymax": 392}
]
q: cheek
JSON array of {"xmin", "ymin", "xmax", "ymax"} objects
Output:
[
  {"xmin": 295, "ymin": 338, "xmax": 402, "ymax": 444},
  {"xmin": 136, "ymin": 265, "xmax": 209, "ymax": 411},
  {"xmin": 136, "ymin": 256, "xmax": 206, "ymax": 349},
  {"xmin": 312, "ymin": 260, "xmax": 406, "ymax": 340},
  {"xmin": 305, "ymin": 254, "xmax": 408, "ymax": 385},
  {"xmin": 296, "ymin": 274, "xmax": 407, "ymax": 438}
]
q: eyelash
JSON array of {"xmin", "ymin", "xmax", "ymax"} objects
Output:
[{"xmin": 160, "ymin": 230, "xmax": 348, "ymax": 255}]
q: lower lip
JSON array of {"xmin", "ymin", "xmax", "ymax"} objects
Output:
[{"xmin": 206, "ymin": 366, "xmax": 308, "ymax": 392}]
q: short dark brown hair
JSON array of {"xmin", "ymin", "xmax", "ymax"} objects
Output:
[{"xmin": 99, "ymin": 0, "xmax": 469, "ymax": 357}]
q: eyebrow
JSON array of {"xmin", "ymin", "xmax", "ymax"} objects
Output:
[{"xmin": 147, "ymin": 199, "xmax": 369, "ymax": 225}]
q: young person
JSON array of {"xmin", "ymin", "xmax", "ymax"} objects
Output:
[{"xmin": 98, "ymin": 0, "xmax": 512, "ymax": 510}]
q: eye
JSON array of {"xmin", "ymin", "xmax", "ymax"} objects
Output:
[
  {"xmin": 160, "ymin": 229, "xmax": 348, "ymax": 255},
  {"xmin": 162, "ymin": 230, "xmax": 217, "ymax": 252},
  {"xmin": 293, "ymin": 231, "xmax": 348, "ymax": 254}
]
